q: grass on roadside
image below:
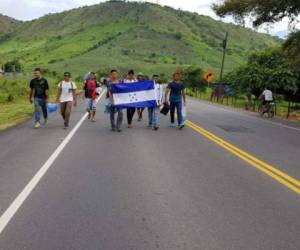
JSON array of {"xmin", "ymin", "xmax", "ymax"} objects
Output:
[
  {"xmin": 186, "ymin": 88, "xmax": 300, "ymax": 122},
  {"xmin": 0, "ymin": 98, "xmax": 33, "ymax": 130}
]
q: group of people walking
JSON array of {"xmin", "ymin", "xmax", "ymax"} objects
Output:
[{"xmin": 29, "ymin": 67, "xmax": 187, "ymax": 131}]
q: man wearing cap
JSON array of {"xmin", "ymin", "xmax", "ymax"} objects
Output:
[{"xmin": 137, "ymin": 72, "xmax": 145, "ymax": 122}]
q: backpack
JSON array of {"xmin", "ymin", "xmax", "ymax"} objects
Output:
[
  {"xmin": 87, "ymin": 80, "xmax": 96, "ymax": 91},
  {"xmin": 86, "ymin": 80, "xmax": 97, "ymax": 98}
]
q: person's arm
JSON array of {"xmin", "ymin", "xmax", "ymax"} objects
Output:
[
  {"xmin": 45, "ymin": 80, "xmax": 49, "ymax": 100},
  {"xmin": 29, "ymin": 89, "xmax": 34, "ymax": 104},
  {"xmin": 164, "ymin": 85, "xmax": 170, "ymax": 105},
  {"xmin": 56, "ymin": 82, "xmax": 62, "ymax": 103},
  {"xmin": 29, "ymin": 80, "xmax": 34, "ymax": 103},
  {"xmin": 72, "ymin": 83, "xmax": 77, "ymax": 107},
  {"xmin": 82, "ymin": 82, "xmax": 87, "ymax": 100},
  {"xmin": 158, "ymin": 86, "xmax": 163, "ymax": 105},
  {"xmin": 72, "ymin": 89, "xmax": 77, "ymax": 106},
  {"xmin": 182, "ymin": 88, "xmax": 186, "ymax": 106}
]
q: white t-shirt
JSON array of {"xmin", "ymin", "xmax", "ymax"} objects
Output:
[
  {"xmin": 155, "ymin": 83, "xmax": 164, "ymax": 105},
  {"xmin": 262, "ymin": 89, "xmax": 273, "ymax": 101},
  {"xmin": 123, "ymin": 79, "xmax": 137, "ymax": 83},
  {"xmin": 59, "ymin": 81, "xmax": 77, "ymax": 103}
]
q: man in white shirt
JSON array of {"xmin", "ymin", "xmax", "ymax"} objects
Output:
[
  {"xmin": 56, "ymin": 72, "xmax": 77, "ymax": 129},
  {"xmin": 260, "ymin": 87, "xmax": 274, "ymax": 105},
  {"xmin": 148, "ymin": 74, "xmax": 164, "ymax": 131},
  {"xmin": 124, "ymin": 69, "xmax": 137, "ymax": 128},
  {"xmin": 259, "ymin": 87, "xmax": 275, "ymax": 115}
]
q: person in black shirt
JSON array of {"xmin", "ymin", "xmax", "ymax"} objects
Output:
[
  {"xmin": 165, "ymin": 70, "xmax": 186, "ymax": 129},
  {"xmin": 29, "ymin": 68, "xmax": 49, "ymax": 128}
]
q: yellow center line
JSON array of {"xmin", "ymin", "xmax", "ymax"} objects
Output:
[{"xmin": 185, "ymin": 120, "xmax": 300, "ymax": 195}]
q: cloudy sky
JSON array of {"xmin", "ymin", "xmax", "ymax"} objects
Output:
[{"xmin": 0, "ymin": 0, "xmax": 298, "ymax": 37}]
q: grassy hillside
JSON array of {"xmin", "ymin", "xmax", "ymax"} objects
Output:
[
  {"xmin": 0, "ymin": 1, "xmax": 279, "ymax": 78},
  {"xmin": 0, "ymin": 14, "xmax": 20, "ymax": 35}
]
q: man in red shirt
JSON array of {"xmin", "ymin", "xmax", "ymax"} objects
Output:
[{"xmin": 84, "ymin": 72, "xmax": 100, "ymax": 122}]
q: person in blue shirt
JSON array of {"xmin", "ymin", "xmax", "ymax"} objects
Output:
[{"xmin": 165, "ymin": 70, "xmax": 186, "ymax": 129}]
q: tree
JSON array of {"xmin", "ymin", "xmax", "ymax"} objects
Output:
[
  {"xmin": 225, "ymin": 48, "xmax": 298, "ymax": 98},
  {"xmin": 283, "ymin": 31, "xmax": 300, "ymax": 73},
  {"xmin": 181, "ymin": 66, "xmax": 207, "ymax": 92},
  {"xmin": 213, "ymin": 0, "xmax": 300, "ymax": 27},
  {"xmin": 4, "ymin": 59, "xmax": 23, "ymax": 73}
]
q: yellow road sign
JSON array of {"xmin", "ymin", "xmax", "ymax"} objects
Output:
[{"xmin": 204, "ymin": 71, "xmax": 214, "ymax": 83}]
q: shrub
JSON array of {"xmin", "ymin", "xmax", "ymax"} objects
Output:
[
  {"xmin": 174, "ymin": 32, "xmax": 182, "ymax": 40},
  {"xmin": 7, "ymin": 94, "xmax": 14, "ymax": 102}
]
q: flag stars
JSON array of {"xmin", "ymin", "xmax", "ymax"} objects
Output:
[{"xmin": 129, "ymin": 93, "xmax": 137, "ymax": 102}]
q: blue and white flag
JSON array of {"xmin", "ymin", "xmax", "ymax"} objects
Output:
[{"xmin": 111, "ymin": 80, "xmax": 157, "ymax": 109}]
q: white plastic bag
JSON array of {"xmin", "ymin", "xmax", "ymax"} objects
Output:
[{"xmin": 182, "ymin": 106, "xmax": 187, "ymax": 122}]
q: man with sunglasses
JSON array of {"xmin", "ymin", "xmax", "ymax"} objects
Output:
[{"xmin": 56, "ymin": 72, "xmax": 77, "ymax": 129}]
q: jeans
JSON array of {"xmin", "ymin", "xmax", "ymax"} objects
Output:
[
  {"xmin": 137, "ymin": 108, "xmax": 144, "ymax": 120},
  {"xmin": 34, "ymin": 97, "xmax": 48, "ymax": 123},
  {"xmin": 86, "ymin": 98, "xmax": 96, "ymax": 111},
  {"xmin": 148, "ymin": 107, "xmax": 160, "ymax": 127},
  {"xmin": 110, "ymin": 107, "xmax": 123, "ymax": 130},
  {"xmin": 127, "ymin": 108, "xmax": 136, "ymax": 125},
  {"xmin": 60, "ymin": 101, "xmax": 73, "ymax": 126},
  {"xmin": 170, "ymin": 101, "xmax": 183, "ymax": 125}
]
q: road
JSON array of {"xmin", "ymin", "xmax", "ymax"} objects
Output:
[{"xmin": 0, "ymin": 94, "xmax": 300, "ymax": 250}]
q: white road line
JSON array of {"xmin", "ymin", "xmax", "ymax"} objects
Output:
[
  {"xmin": 0, "ymin": 91, "xmax": 105, "ymax": 235},
  {"xmin": 191, "ymin": 98, "xmax": 300, "ymax": 132}
]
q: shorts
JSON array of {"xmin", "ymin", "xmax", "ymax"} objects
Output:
[{"xmin": 86, "ymin": 98, "xmax": 96, "ymax": 111}]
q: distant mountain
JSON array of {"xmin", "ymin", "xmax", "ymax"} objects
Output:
[
  {"xmin": 0, "ymin": 14, "xmax": 20, "ymax": 34},
  {"xmin": 0, "ymin": 1, "xmax": 279, "ymax": 77}
]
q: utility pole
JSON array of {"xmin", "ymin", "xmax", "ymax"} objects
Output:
[{"xmin": 219, "ymin": 31, "xmax": 228, "ymax": 81}]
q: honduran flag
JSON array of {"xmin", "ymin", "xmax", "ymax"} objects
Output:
[{"xmin": 111, "ymin": 80, "xmax": 157, "ymax": 109}]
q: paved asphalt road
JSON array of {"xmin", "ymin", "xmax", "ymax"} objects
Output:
[{"xmin": 0, "ymin": 94, "xmax": 300, "ymax": 250}]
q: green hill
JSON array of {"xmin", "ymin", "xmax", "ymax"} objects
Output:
[
  {"xmin": 0, "ymin": 0, "xmax": 279, "ymax": 78},
  {"xmin": 0, "ymin": 14, "xmax": 20, "ymax": 34}
]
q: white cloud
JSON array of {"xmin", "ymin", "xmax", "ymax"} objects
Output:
[{"xmin": 0, "ymin": 0, "xmax": 298, "ymax": 36}]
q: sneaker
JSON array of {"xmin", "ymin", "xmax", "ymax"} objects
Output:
[
  {"xmin": 43, "ymin": 118, "xmax": 47, "ymax": 125},
  {"xmin": 170, "ymin": 123, "xmax": 176, "ymax": 128},
  {"xmin": 64, "ymin": 121, "xmax": 69, "ymax": 128},
  {"xmin": 111, "ymin": 128, "xmax": 116, "ymax": 132},
  {"xmin": 128, "ymin": 124, "xmax": 132, "ymax": 128},
  {"xmin": 179, "ymin": 124, "xmax": 185, "ymax": 130},
  {"xmin": 34, "ymin": 122, "xmax": 41, "ymax": 129},
  {"xmin": 153, "ymin": 126, "xmax": 159, "ymax": 131},
  {"xmin": 91, "ymin": 118, "xmax": 96, "ymax": 122}
]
